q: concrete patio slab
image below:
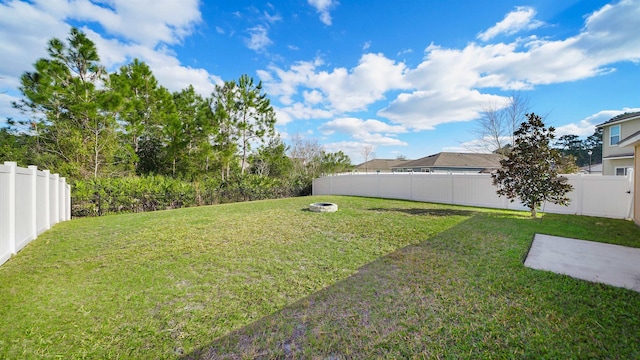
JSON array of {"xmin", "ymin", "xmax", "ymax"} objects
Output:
[{"xmin": 525, "ymin": 234, "xmax": 640, "ymax": 293}]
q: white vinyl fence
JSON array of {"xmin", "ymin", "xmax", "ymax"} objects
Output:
[
  {"xmin": 0, "ymin": 161, "xmax": 71, "ymax": 266},
  {"xmin": 313, "ymin": 171, "xmax": 634, "ymax": 220}
]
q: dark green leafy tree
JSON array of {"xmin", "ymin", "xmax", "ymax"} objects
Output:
[
  {"xmin": 250, "ymin": 136, "xmax": 293, "ymax": 178},
  {"xmin": 320, "ymin": 151, "xmax": 353, "ymax": 175},
  {"xmin": 554, "ymin": 128, "xmax": 603, "ymax": 168},
  {"xmin": 110, "ymin": 59, "xmax": 167, "ymax": 173},
  {"xmin": 585, "ymin": 128, "xmax": 603, "ymax": 165},
  {"xmin": 0, "ymin": 126, "xmax": 33, "ymax": 166},
  {"xmin": 172, "ymin": 85, "xmax": 211, "ymax": 177},
  {"xmin": 555, "ymin": 134, "xmax": 585, "ymax": 167},
  {"xmin": 492, "ymin": 113, "xmax": 573, "ymax": 218}
]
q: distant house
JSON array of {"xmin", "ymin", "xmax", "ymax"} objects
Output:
[
  {"xmin": 355, "ymin": 159, "xmax": 410, "ymax": 173},
  {"xmin": 391, "ymin": 152, "xmax": 502, "ymax": 173},
  {"xmin": 579, "ymin": 163, "xmax": 603, "ymax": 175},
  {"xmin": 596, "ymin": 111, "xmax": 640, "ymax": 176}
]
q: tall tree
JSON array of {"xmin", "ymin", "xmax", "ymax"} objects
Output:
[
  {"xmin": 172, "ymin": 85, "xmax": 210, "ymax": 177},
  {"xmin": 14, "ymin": 27, "xmax": 119, "ymax": 178},
  {"xmin": 492, "ymin": 113, "xmax": 573, "ymax": 218},
  {"xmin": 585, "ymin": 128, "xmax": 603, "ymax": 165},
  {"xmin": 360, "ymin": 145, "xmax": 375, "ymax": 173},
  {"xmin": 289, "ymin": 134, "xmax": 323, "ymax": 179},
  {"xmin": 235, "ymin": 74, "xmax": 276, "ymax": 174},
  {"xmin": 210, "ymin": 81, "xmax": 240, "ymax": 181},
  {"xmin": 110, "ymin": 59, "xmax": 166, "ymax": 173},
  {"xmin": 475, "ymin": 93, "xmax": 530, "ymax": 153},
  {"xmin": 555, "ymin": 134, "xmax": 585, "ymax": 166}
]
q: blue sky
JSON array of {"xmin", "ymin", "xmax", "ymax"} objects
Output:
[{"xmin": 1, "ymin": 0, "xmax": 639, "ymax": 163}]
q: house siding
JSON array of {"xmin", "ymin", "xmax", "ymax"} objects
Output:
[
  {"xmin": 635, "ymin": 146, "xmax": 640, "ymax": 225},
  {"xmin": 603, "ymin": 158, "xmax": 634, "ymax": 176},
  {"xmin": 601, "ymin": 117, "xmax": 640, "ymax": 175}
]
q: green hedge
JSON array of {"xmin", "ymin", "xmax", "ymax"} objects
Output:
[{"xmin": 71, "ymin": 175, "xmax": 306, "ymax": 217}]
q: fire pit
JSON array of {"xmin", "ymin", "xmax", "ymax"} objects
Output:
[{"xmin": 309, "ymin": 202, "xmax": 338, "ymax": 212}]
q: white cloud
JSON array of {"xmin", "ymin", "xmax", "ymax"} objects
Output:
[
  {"xmin": 0, "ymin": 0, "xmax": 222, "ymax": 103},
  {"xmin": 397, "ymin": 48, "xmax": 413, "ymax": 57},
  {"xmin": 355, "ymin": 133, "xmax": 408, "ymax": 146},
  {"xmin": 379, "ymin": 89, "xmax": 508, "ymax": 130},
  {"xmin": 477, "ymin": 6, "xmax": 543, "ymax": 41},
  {"xmin": 34, "ymin": 0, "xmax": 202, "ymax": 47},
  {"xmin": 264, "ymin": 10, "xmax": 282, "ymax": 24},
  {"xmin": 308, "ymin": 0, "xmax": 337, "ymax": 26},
  {"xmin": 245, "ymin": 25, "xmax": 272, "ymax": 52},
  {"xmin": 319, "ymin": 117, "xmax": 408, "ymax": 149},
  {"xmin": 258, "ymin": 59, "xmax": 322, "ymax": 104},
  {"xmin": 0, "ymin": 92, "xmax": 26, "ymax": 124},
  {"xmin": 0, "ymin": 1, "xmax": 70, "ymax": 82},
  {"xmin": 555, "ymin": 107, "xmax": 640, "ymax": 137},
  {"xmin": 319, "ymin": 117, "xmax": 406, "ymax": 136},
  {"xmin": 303, "ymin": 90, "xmax": 324, "ymax": 104},
  {"xmin": 262, "ymin": 53, "xmax": 409, "ymax": 115},
  {"xmin": 274, "ymin": 103, "xmax": 333, "ymax": 125},
  {"xmin": 363, "ymin": 41, "xmax": 371, "ymax": 50}
]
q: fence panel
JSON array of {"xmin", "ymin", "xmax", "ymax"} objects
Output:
[
  {"xmin": 36, "ymin": 170, "xmax": 49, "ymax": 234},
  {"xmin": 14, "ymin": 166, "xmax": 35, "ymax": 252},
  {"xmin": 379, "ymin": 174, "xmax": 412, "ymax": 200},
  {"xmin": 412, "ymin": 174, "xmax": 453, "ymax": 204},
  {"xmin": 0, "ymin": 162, "xmax": 70, "ymax": 267},
  {"xmin": 0, "ymin": 164, "xmax": 12, "ymax": 265},
  {"xmin": 313, "ymin": 172, "xmax": 633, "ymax": 219}
]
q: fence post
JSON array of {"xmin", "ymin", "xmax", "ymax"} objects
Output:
[
  {"xmin": 59, "ymin": 177, "xmax": 66, "ymax": 221},
  {"xmin": 66, "ymin": 184, "xmax": 71, "ymax": 220},
  {"xmin": 627, "ymin": 168, "xmax": 635, "ymax": 220},
  {"xmin": 4, "ymin": 162, "xmax": 17, "ymax": 255},
  {"xmin": 28, "ymin": 165, "xmax": 38, "ymax": 242},
  {"xmin": 43, "ymin": 169, "xmax": 51, "ymax": 230},
  {"xmin": 51, "ymin": 173, "xmax": 59, "ymax": 225}
]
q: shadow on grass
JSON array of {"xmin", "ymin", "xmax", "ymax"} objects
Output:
[
  {"xmin": 180, "ymin": 212, "xmax": 640, "ymax": 359},
  {"xmin": 368, "ymin": 207, "xmax": 476, "ymax": 217}
]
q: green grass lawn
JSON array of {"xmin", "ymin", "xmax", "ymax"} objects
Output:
[{"xmin": 1, "ymin": 196, "xmax": 639, "ymax": 359}]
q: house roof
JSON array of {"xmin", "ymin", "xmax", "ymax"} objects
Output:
[
  {"xmin": 355, "ymin": 158, "xmax": 410, "ymax": 171},
  {"xmin": 603, "ymin": 153, "xmax": 635, "ymax": 159},
  {"xmin": 391, "ymin": 152, "xmax": 502, "ymax": 169},
  {"xmin": 618, "ymin": 129, "xmax": 640, "ymax": 148},
  {"xmin": 579, "ymin": 163, "xmax": 603, "ymax": 173},
  {"xmin": 596, "ymin": 111, "xmax": 640, "ymax": 128}
]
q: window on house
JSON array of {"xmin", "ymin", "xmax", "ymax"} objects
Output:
[
  {"xmin": 615, "ymin": 167, "xmax": 630, "ymax": 176},
  {"xmin": 610, "ymin": 125, "xmax": 620, "ymax": 145}
]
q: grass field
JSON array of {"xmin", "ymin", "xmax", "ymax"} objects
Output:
[{"xmin": 1, "ymin": 196, "xmax": 639, "ymax": 358}]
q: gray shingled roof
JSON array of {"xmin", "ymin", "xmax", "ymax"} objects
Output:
[
  {"xmin": 391, "ymin": 152, "xmax": 502, "ymax": 169},
  {"xmin": 355, "ymin": 159, "xmax": 411, "ymax": 171},
  {"xmin": 596, "ymin": 111, "xmax": 640, "ymax": 128},
  {"xmin": 619, "ymin": 129, "xmax": 640, "ymax": 144}
]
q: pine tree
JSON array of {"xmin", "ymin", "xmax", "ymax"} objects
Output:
[{"xmin": 14, "ymin": 28, "xmax": 119, "ymax": 178}]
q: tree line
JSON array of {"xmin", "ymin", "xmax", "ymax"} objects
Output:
[{"xmin": 1, "ymin": 28, "xmax": 352, "ymax": 215}]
